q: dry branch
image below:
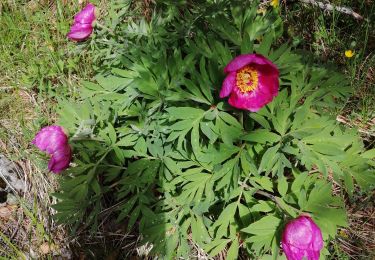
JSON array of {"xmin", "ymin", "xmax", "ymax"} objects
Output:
[{"xmin": 298, "ymin": 0, "xmax": 363, "ymax": 20}]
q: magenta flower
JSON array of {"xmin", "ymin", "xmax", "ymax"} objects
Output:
[
  {"xmin": 282, "ymin": 216, "xmax": 324, "ymax": 260},
  {"xmin": 32, "ymin": 126, "xmax": 72, "ymax": 174},
  {"xmin": 219, "ymin": 54, "xmax": 279, "ymax": 112},
  {"xmin": 67, "ymin": 3, "xmax": 96, "ymax": 41}
]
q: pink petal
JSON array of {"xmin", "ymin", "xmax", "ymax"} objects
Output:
[
  {"xmin": 219, "ymin": 72, "xmax": 236, "ymax": 98},
  {"xmin": 67, "ymin": 23, "xmax": 93, "ymax": 41},
  {"xmin": 282, "ymin": 242, "xmax": 305, "ymax": 260},
  {"xmin": 281, "ymin": 242, "xmax": 294, "ymax": 260},
  {"xmin": 48, "ymin": 145, "xmax": 72, "ymax": 174},
  {"xmin": 74, "ymin": 3, "xmax": 96, "ymax": 24},
  {"xmin": 45, "ymin": 131, "xmax": 69, "ymax": 154},
  {"xmin": 224, "ymin": 54, "xmax": 278, "ymax": 73},
  {"xmin": 32, "ymin": 125, "xmax": 67, "ymax": 152},
  {"xmin": 307, "ymin": 250, "xmax": 321, "ymax": 260},
  {"xmin": 252, "ymin": 62, "xmax": 279, "ymax": 77},
  {"xmin": 228, "ymin": 86, "xmax": 273, "ymax": 112},
  {"xmin": 284, "ymin": 217, "xmax": 313, "ymax": 249},
  {"xmin": 309, "ymin": 219, "xmax": 324, "ymax": 251},
  {"xmin": 258, "ymin": 73, "xmax": 279, "ymax": 98}
]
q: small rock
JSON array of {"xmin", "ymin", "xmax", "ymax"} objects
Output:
[
  {"xmin": 7, "ymin": 193, "xmax": 18, "ymax": 205},
  {"xmin": 0, "ymin": 154, "xmax": 25, "ymax": 195}
]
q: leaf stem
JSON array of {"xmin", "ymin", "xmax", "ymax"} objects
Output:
[
  {"xmin": 70, "ymin": 136, "xmax": 105, "ymax": 142},
  {"xmin": 239, "ymin": 180, "xmax": 301, "ymax": 216},
  {"xmin": 254, "ymin": 190, "xmax": 300, "ymax": 216},
  {"xmin": 94, "ymin": 22, "xmax": 115, "ymax": 35}
]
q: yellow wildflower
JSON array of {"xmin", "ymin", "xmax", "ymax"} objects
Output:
[
  {"xmin": 345, "ymin": 50, "xmax": 354, "ymax": 58},
  {"xmin": 270, "ymin": 0, "xmax": 279, "ymax": 7}
]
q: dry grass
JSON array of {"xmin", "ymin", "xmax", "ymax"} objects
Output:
[
  {"xmin": 331, "ymin": 179, "xmax": 375, "ymax": 259},
  {"xmin": 0, "ymin": 88, "xmax": 71, "ymax": 258},
  {"xmin": 337, "ymin": 192, "xmax": 375, "ymax": 259}
]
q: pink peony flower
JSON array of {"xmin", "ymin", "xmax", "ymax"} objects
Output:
[
  {"xmin": 219, "ymin": 53, "xmax": 279, "ymax": 112},
  {"xmin": 32, "ymin": 125, "xmax": 72, "ymax": 174},
  {"xmin": 67, "ymin": 3, "xmax": 96, "ymax": 41},
  {"xmin": 281, "ymin": 216, "xmax": 324, "ymax": 260}
]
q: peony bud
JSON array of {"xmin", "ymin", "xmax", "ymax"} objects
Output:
[
  {"xmin": 67, "ymin": 3, "xmax": 96, "ymax": 41},
  {"xmin": 281, "ymin": 216, "xmax": 323, "ymax": 260},
  {"xmin": 32, "ymin": 125, "xmax": 72, "ymax": 174}
]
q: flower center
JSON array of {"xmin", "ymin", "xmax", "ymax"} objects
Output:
[{"xmin": 236, "ymin": 65, "xmax": 259, "ymax": 94}]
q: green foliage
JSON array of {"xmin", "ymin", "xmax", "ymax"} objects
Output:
[{"xmin": 53, "ymin": 0, "xmax": 374, "ymax": 258}]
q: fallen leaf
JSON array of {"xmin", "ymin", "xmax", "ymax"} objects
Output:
[
  {"xmin": 0, "ymin": 206, "xmax": 12, "ymax": 219},
  {"xmin": 40, "ymin": 242, "xmax": 56, "ymax": 255}
]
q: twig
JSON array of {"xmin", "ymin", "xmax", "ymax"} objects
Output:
[
  {"xmin": 336, "ymin": 115, "xmax": 375, "ymax": 137},
  {"xmin": 298, "ymin": 0, "xmax": 363, "ymax": 20},
  {"xmin": 255, "ymin": 190, "xmax": 302, "ymax": 216},
  {"xmin": 239, "ymin": 180, "xmax": 301, "ymax": 215}
]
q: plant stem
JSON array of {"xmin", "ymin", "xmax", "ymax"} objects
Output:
[
  {"xmin": 94, "ymin": 22, "xmax": 115, "ymax": 35},
  {"xmin": 70, "ymin": 136, "xmax": 105, "ymax": 142},
  {"xmin": 239, "ymin": 180, "xmax": 301, "ymax": 215},
  {"xmin": 254, "ymin": 189, "xmax": 300, "ymax": 215}
]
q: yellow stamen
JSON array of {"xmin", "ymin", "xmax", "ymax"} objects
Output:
[
  {"xmin": 270, "ymin": 0, "xmax": 279, "ymax": 7},
  {"xmin": 236, "ymin": 66, "xmax": 259, "ymax": 94},
  {"xmin": 345, "ymin": 50, "xmax": 354, "ymax": 58}
]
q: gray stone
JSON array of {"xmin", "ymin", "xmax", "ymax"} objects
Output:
[{"xmin": 0, "ymin": 154, "xmax": 25, "ymax": 201}]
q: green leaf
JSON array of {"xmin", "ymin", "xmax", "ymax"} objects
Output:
[
  {"xmin": 277, "ymin": 176, "xmax": 288, "ymax": 197},
  {"xmin": 362, "ymin": 149, "xmax": 375, "ymax": 159},
  {"xmin": 200, "ymin": 121, "xmax": 219, "ymax": 143},
  {"xmin": 191, "ymin": 123, "xmax": 202, "ymax": 158},
  {"xmin": 166, "ymin": 107, "xmax": 205, "ymax": 120},
  {"xmin": 302, "ymin": 181, "xmax": 347, "ymax": 238},
  {"xmin": 291, "ymin": 170, "xmax": 308, "ymax": 194},
  {"xmin": 258, "ymin": 145, "xmax": 280, "ymax": 174},
  {"xmin": 226, "ymin": 238, "xmax": 239, "ymax": 260},
  {"xmin": 252, "ymin": 177, "xmax": 274, "ymax": 192},
  {"xmin": 347, "ymin": 168, "xmax": 375, "ymax": 191},
  {"xmin": 257, "ymin": 33, "xmax": 274, "ymax": 56},
  {"xmin": 107, "ymin": 124, "xmax": 117, "ymax": 144},
  {"xmin": 250, "ymin": 113, "xmax": 271, "ymax": 129},
  {"xmin": 242, "ymin": 129, "xmax": 281, "ymax": 144},
  {"xmin": 312, "ymin": 143, "xmax": 344, "ymax": 156},
  {"xmin": 117, "ymin": 196, "xmax": 138, "ymax": 222},
  {"xmin": 211, "ymin": 202, "xmax": 237, "ymax": 238},
  {"xmin": 207, "ymin": 239, "xmax": 230, "ymax": 257},
  {"xmin": 116, "ymin": 134, "xmax": 138, "ymax": 147},
  {"xmin": 191, "ymin": 215, "xmax": 211, "ymax": 246},
  {"xmin": 274, "ymin": 197, "xmax": 298, "ymax": 218},
  {"xmin": 242, "ymin": 215, "xmax": 281, "ymax": 235},
  {"xmin": 251, "ymin": 201, "xmax": 274, "ymax": 212},
  {"xmin": 219, "ymin": 111, "xmax": 242, "ymax": 129},
  {"xmin": 164, "ymin": 157, "xmax": 182, "ymax": 175}
]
